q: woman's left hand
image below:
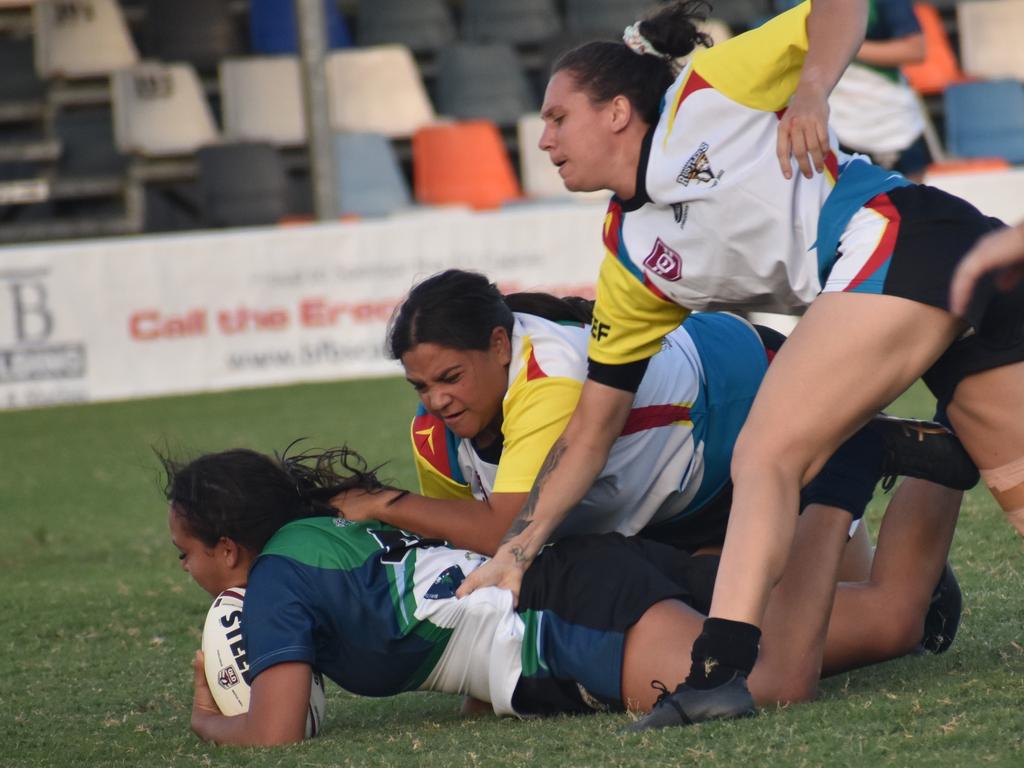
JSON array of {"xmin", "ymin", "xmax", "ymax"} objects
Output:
[
  {"xmin": 330, "ymin": 488, "xmax": 393, "ymax": 523},
  {"xmin": 777, "ymin": 81, "xmax": 831, "ymax": 180}
]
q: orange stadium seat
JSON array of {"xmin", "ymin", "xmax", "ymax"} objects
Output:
[
  {"xmin": 903, "ymin": 3, "xmax": 967, "ymax": 95},
  {"xmin": 412, "ymin": 121, "xmax": 521, "ymax": 210}
]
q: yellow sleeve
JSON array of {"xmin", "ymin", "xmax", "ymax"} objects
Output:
[
  {"xmin": 588, "ymin": 254, "xmax": 690, "ymax": 366},
  {"xmin": 691, "ymin": 0, "xmax": 811, "ymax": 112},
  {"xmin": 410, "ymin": 415, "xmax": 474, "ymax": 501},
  {"xmin": 493, "ymin": 376, "xmax": 583, "ymax": 494}
]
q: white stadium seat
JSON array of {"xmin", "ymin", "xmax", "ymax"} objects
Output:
[
  {"xmin": 33, "ymin": 0, "xmax": 138, "ymax": 79},
  {"xmin": 111, "ymin": 62, "xmax": 219, "ymax": 157},
  {"xmin": 325, "ymin": 45, "xmax": 436, "ymax": 138},
  {"xmin": 219, "ymin": 56, "xmax": 308, "ymax": 146},
  {"xmin": 957, "ymin": 0, "xmax": 1024, "ymax": 81}
]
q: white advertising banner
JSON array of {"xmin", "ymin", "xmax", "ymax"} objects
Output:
[{"xmin": 0, "ymin": 203, "xmax": 608, "ymax": 410}]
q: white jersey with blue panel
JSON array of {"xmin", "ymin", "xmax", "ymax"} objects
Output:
[{"xmin": 411, "ymin": 311, "xmax": 767, "ymax": 536}]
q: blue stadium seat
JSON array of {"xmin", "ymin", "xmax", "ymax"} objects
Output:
[
  {"xmin": 333, "ymin": 132, "xmax": 411, "ymax": 218},
  {"xmin": 435, "ymin": 43, "xmax": 538, "ymax": 126},
  {"xmin": 461, "ymin": 0, "xmax": 562, "ymax": 46},
  {"xmin": 943, "ymin": 79, "xmax": 1024, "ymax": 164},
  {"xmin": 249, "ymin": 0, "xmax": 352, "ymax": 55}
]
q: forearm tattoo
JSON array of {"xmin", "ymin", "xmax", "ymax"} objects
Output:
[{"xmin": 501, "ymin": 436, "xmax": 569, "ymax": 545}]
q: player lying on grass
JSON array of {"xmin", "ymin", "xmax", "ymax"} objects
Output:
[
  {"xmin": 166, "ymin": 445, "xmax": 962, "ymax": 746},
  {"xmin": 335, "ymin": 269, "xmax": 973, "ymax": 691}
]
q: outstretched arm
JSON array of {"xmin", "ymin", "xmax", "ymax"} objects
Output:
[
  {"xmin": 778, "ymin": 0, "xmax": 868, "ymax": 178},
  {"xmin": 456, "ymin": 380, "xmax": 635, "ymax": 602},
  {"xmin": 190, "ymin": 652, "xmax": 311, "ymax": 746},
  {"xmin": 334, "ymin": 489, "xmax": 528, "ymax": 557}
]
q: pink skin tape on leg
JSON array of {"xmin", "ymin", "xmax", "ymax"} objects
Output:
[{"xmin": 980, "ymin": 456, "xmax": 1024, "ymax": 493}]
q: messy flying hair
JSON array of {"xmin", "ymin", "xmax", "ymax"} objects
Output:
[{"xmin": 160, "ymin": 442, "xmax": 396, "ymax": 553}]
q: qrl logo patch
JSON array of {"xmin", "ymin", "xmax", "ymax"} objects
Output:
[
  {"xmin": 643, "ymin": 238, "xmax": 683, "ymax": 281},
  {"xmin": 218, "ymin": 666, "xmax": 240, "ymax": 690}
]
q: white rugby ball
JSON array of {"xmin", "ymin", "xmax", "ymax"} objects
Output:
[{"xmin": 202, "ymin": 587, "xmax": 326, "ymax": 738}]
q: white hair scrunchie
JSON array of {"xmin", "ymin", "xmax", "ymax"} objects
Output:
[{"xmin": 622, "ymin": 22, "xmax": 672, "ymax": 59}]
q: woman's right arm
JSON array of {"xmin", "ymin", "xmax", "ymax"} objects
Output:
[
  {"xmin": 338, "ymin": 489, "xmax": 527, "ymax": 557},
  {"xmin": 190, "ymin": 653, "xmax": 311, "ymax": 746}
]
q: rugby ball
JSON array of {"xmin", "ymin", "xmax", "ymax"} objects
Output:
[{"xmin": 202, "ymin": 587, "xmax": 326, "ymax": 738}]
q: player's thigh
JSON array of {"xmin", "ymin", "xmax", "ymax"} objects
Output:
[
  {"xmin": 733, "ymin": 292, "xmax": 962, "ymax": 483},
  {"xmin": 621, "ymin": 599, "xmax": 704, "ymax": 711}
]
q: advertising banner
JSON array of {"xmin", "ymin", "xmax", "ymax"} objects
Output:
[{"xmin": 0, "ymin": 203, "xmax": 608, "ymax": 410}]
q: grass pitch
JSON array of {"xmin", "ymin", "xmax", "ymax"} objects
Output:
[{"xmin": 1, "ymin": 378, "xmax": 1022, "ymax": 767}]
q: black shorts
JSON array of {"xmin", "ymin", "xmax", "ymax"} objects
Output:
[
  {"xmin": 862, "ymin": 185, "xmax": 1024, "ymax": 404},
  {"xmin": 511, "ymin": 533, "xmax": 720, "ymax": 716}
]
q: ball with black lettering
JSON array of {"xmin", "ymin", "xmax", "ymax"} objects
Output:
[{"xmin": 201, "ymin": 587, "xmax": 326, "ymax": 738}]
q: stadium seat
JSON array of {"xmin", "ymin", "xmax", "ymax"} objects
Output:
[
  {"xmin": 196, "ymin": 142, "xmax": 288, "ymax": 228},
  {"xmin": 957, "ymin": 0, "xmax": 1024, "ymax": 80},
  {"xmin": 460, "ymin": 0, "xmax": 562, "ymax": 46},
  {"xmin": 219, "ymin": 57, "xmax": 307, "ymax": 146},
  {"xmin": 139, "ymin": 0, "xmax": 243, "ymax": 73},
  {"xmin": 943, "ymin": 79, "xmax": 1024, "ymax": 164},
  {"xmin": 412, "ymin": 121, "xmax": 521, "ymax": 210},
  {"xmin": 333, "ymin": 132, "xmax": 411, "ymax": 218},
  {"xmin": 249, "ymin": 0, "xmax": 351, "ymax": 55},
  {"xmin": 33, "ymin": 0, "xmax": 138, "ymax": 79},
  {"xmin": 325, "ymin": 46, "xmax": 436, "ymax": 138},
  {"xmin": 0, "ymin": 37, "xmax": 44, "ymax": 110},
  {"xmin": 54, "ymin": 105, "xmax": 127, "ymax": 176},
  {"xmin": 435, "ymin": 43, "xmax": 537, "ymax": 126},
  {"xmin": 565, "ymin": 0, "xmax": 656, "ymax": 37},
  {"xmin": 355, "ymin": 0, "xmax": 455, "ymax": 54},
  {"xmin": 516, "ymin": 113, "xmax": 608, "ymax": 202},
  {"xmin": 111, "ymin": 63, "xmax": 219, "ymax": 157},
  {"xmin": 707, "ymin": 0, "xmax": 770, "ymax": 30},
  {"xmin": 902, "ymin": 3, "xmax": 968, "ymax": 95}
]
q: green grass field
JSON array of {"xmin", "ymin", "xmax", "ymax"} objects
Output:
[{"xmin": 2, "ymin": 378, "xmax": 1022, "ymax": 767}]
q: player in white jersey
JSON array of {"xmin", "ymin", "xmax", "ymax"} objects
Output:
[
  {"xmin": 455, "ymin": 0, "xmax": 1024, "ymax": 729},
  {"xmin": 335, "ymin": 268, "xmax": 970, "ymax": 694}
]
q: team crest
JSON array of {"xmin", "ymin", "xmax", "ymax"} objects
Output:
[
  {"xmin": 643, "ymin": 238, "xmax": 683, "ymax": 282},
  {"xmin": 425, "ymin": 565, "xmax": 466, "ymax": 599},
  {"xmin": 676, "ymin": 142, "xmax": 723, "ymax": 187},
  {"xmin": 217, "ymin": 666, "xmax": 240, "ymax": 690}
]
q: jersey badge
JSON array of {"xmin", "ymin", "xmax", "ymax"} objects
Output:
[
  {"xmin": 676, "ymin": 142, "xmax": 723, "ymax": 187},
  {"xmin": 643, "ymin": 238, "xmax": 683, "ymax": 282},
  {"xmin": 415, "ymin": 424, "xmax": 437, "ymax": 455},
  {"xmin": 425, "ymin": 565, "xmax": 466, "ymax": 600}
]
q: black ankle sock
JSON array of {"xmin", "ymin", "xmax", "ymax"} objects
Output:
[{"xmin": 685, "ymin": 618, "xmax": 761, "ymax": 690}]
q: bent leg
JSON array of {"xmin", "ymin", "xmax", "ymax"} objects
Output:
[
  {"xmin": 947, "ymin": 361, "xmax": 1024, "ymax": 534},
  {"xmin": 823, "ymin": 478, "xmax": 961, "ymax": 674},
  {"xmin": 748, "ymin": 503, "xmax": 851, "ymax": 705},
  {"xmin": 711, "ymin": 293, "xmax": 962, "ymax": 628}
]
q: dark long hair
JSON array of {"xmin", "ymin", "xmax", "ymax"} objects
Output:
[
  {"xmin": 387, "ymin": 269, "xmax": 594, "ymax": 359},
  {"xmin": 554, "ymin": 1, "xmax": 713, "ymax": 124},
  {"xmin": 160, "ymin": 443, "xmax": 389, "ymax": 552}
]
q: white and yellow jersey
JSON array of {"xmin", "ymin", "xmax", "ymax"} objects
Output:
[
  {"xmin": 590, "ymin": 1, "xmax": 910, "ymax": 366},
  {"xmin": 411, "ymin": 311, "xmax": 768, "ymax": 536}
]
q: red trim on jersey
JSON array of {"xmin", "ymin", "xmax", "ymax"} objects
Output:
[
  {"xmin": 525, "ymin": 347, "xmax": 547, "ymax": 380},
  {"xmin": 413, "ymin": 412, "xmax": 451, "ymax": 476},
  {"xmin": 846, "ymin": 192, "xmax": 901, "ymax": 293},
  {"xmin": 775, "ymin": 107, "xmax": 787, "ymax": 120},
  {"xmin": 620, "ymin": 403, "xmax": 692, "ymax": 436},
  {"xmin": 824, "ymin": 151, "xmax": 839, "ymax": 181},
  {"xmin": 642, "ymin": 274, "xmax": 671, "ymax": 301},
  {"xmin": 603, "ymin": 199, "xmax": 623, "ymax": 255},
  {"xmin": 672, "ymin": 71, "xmax": 712, "ymax": 120}
]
